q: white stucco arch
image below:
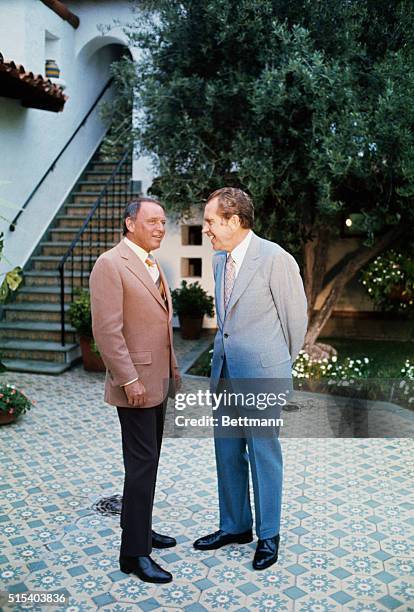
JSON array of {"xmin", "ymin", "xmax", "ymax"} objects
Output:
[{"xmin": 77, "ymin": 34, "xmax": 129, "ymax": 64}]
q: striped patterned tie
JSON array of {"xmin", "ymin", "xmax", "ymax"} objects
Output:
[
  {"xmin": 224, "ymin": 255, "xmax": 236, "ymax": 309},
  {"xmin": 146, "ymin": 255, "xmax": 167, "ymax": 303}
]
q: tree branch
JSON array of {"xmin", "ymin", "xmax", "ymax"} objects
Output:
[{"xmin": 305, "ymin": 225, "xmax": 404, "ymax": 347}]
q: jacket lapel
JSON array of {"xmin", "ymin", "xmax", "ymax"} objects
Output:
[
  {"xmin": 117, "ymin": 241, "xmax": 167, "ymax": 312},
  {"xmin": 225, "ymin": 233, "xmax": 261, "ymax": 315},
  {"xmin": 157, "ymin": 262, "xmax": 172, "ymax": 319}
]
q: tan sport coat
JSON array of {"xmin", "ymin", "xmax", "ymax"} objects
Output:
[{"xmin": 89, "ymin": 240, "xmax": 178, "ymax": 408}]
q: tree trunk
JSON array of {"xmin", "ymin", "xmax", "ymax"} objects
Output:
[
  {"xmin": 304, "ymin": 226, "xmax": 403, "ymax": 356},
  {"xmin": 303, "ymin": 226, "xmax": 330, "ymax": 321}
]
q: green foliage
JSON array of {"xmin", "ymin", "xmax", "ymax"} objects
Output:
[
  {"xmin": 0, "ymin": 184, "xmax": 24, "ymax": 303},
  {"xmin": 104, "ymin": 0, "xmax": 414, "ymax": 258},
  {"xmin": 360, "ymin": 249, "xmax": 414, "ymax": 314},
  {"xmin": 68, "ymin": 289, "xmax": 92, "ymax": 337},
  {"xmin": 171, "ymin": 280, "xmax": 214, "ymax": 317},
  {"xmin": 0, "ymin": 384, "xmax": 32, "ymax": 418}
]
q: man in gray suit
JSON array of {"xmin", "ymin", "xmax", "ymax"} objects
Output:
[{"xmin": 193, "ymin": 187, "xmax": 307, "ymax": 569}]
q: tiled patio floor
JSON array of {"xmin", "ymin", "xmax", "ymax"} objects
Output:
[{"xmin": 1, "ymin": 333, "xmax": 413, "ymax": 611}]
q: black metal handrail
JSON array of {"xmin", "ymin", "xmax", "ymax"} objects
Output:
[
  {"xmin": 9, "ymin": 77, "xmax": 114, "ymax": 231},
  {"xmin": 58, "ymin": 150, "xmax": 132, "ymax": 346}
]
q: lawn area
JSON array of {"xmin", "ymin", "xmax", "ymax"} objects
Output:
[{"xmin": 188, "ymin": 337, "xmax": 414, "ymax": 379}]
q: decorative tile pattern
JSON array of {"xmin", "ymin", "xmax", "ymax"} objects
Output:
[{"xmin": 0, "ymin": 334, "xmax": 413, "ymax": 610}]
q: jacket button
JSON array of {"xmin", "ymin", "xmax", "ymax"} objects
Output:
[{"xmin": 224, "ymin": 333, "xmax": 229, "ymax": 338}]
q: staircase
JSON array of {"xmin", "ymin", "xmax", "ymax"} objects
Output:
[{"xmin": 0, "ymin": 148, "xmax": 132, "ymax": 374}]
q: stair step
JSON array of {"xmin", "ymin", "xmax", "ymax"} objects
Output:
[
  {"xmin": 2, "ymin": 302, "xmax": 69, "ymax": 311},
  {"xmin": 0, "ymin": 339, "xmax": 80, "ymax": 363},
  {"xmin": 84, "ymin": 170, "xmax": 119, "ymax": 180},
  {"xmin": 40, "ymin": 240, "xmax": 117, "ymax": 257},
  {"xmin": 85, "ymin": 169, "xmax": 118, "ymax": 175},
  {"xmin": 3, "ymin": 302, "xmax": 70, "ymax": 323},
  {"xmin": 0, "ymin": 320, "xmax": 77, "ymax": 342},
  {"xmin": 15, "ymin": 285, "xmax": 72, "ymax": 304},
  {"xmin": 1, "ymin": 359, "xmax": 73, "ymax": 374},
  {"xmin": 67, "ymin": 200, "xmax": 125, "ymax": 210},
  {"xmin": 24, "ymin": 270, "xmax": 85, "ymax": 287},
  {"xmin": 48, "ymin": 231, "xmax": 120, "ymax": 243},
  {"xmin": 77, "ymin": 180, "xmax": 126, "ymax": 192},
  {"xmin": 31, "ymin": 255, "xmax": 98, "ymax": 271},
  {"xmin": 55, "ymin": 215, "xmax": 122, "ymax": 229},
  {"xmin": 0, "ymin": 320, "xmax": 75, "ymax": 332},
  {"xmin": 71, "ymin": 190, "xmax": 107, "ymax": 195},
  {"xmin": 18, "ymin": 286, "xmax": 71, "ymax": 294}
]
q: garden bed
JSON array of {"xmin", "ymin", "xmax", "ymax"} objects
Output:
[{"xmin": 187, "ymin": 337, "xmax": 414, "ymax": 410}]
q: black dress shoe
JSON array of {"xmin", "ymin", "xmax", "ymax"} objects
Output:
[
  {"xmin": 152, "ymin": 530, "xmax": 177, "ymax": 549},
  {"xmin": 193, "ymin": 529, "xmax": 253, "ymax": 550},
  {"xmin": 253, "ymin": 535, "xmax": 280, "ymax": 570},
  {"xmin": 119, "ymin": 555, "xmax": 172, "ymax": 583}
]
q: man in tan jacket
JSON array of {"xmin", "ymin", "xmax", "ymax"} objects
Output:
[{"xmin": 89, "ymin": 197, "xmax": 180, "ymax": 584}]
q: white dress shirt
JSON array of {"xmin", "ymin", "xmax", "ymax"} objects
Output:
[
  {"xmin": 124, "ymin": 237, "xmax": 159, "ymax": 284},
  {"xmin": 228, "ymin": 230, "xmax": 253, "ymax": 277}
]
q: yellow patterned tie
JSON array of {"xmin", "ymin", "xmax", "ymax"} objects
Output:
[{"xmin": 146, "ymin": 256, "xmax": 167, "ymax": 303}]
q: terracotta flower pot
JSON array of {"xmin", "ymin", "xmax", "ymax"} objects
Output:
[
  {"xmin": 79, "ymin": 336, "xmax": 106, "ymax": 372},
  {"xmin": 178, "ymin": 314, "xmax": 204, "ymax": 340},
  {"xmin": 0, "ymin": 411, "xmax": 17, "ymax": 425}
]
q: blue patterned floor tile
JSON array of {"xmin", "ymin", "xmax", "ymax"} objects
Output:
[
  {"xmin": 137, "ymin": 598, "xmax": 161, "ymax": 611},
  {"xmin": 288, "ymin": 544, "xmax": 308, "ymax": 554},
  {"xmin": 193, "ymin": 578, "xmax": 214, "ymax": 590},
  {"xmin": 329, "ymin": 590, "xmax": 354, "ymax": 605},
  {"xmin": 330, "ymin": 567, "xmax": 351, "ymax": 579},
  {"xmin": 184, "ymin": 604, "xmax": 209, "ymax": 612},
  {"xmin": 373, "ymin": 550, "xmax": 393, "ymax": 561},
  {"xmin": 237, "ymin": 582, "xmax": 260, "ymax": 595},
  {"xmin": 92, "ymin": 593, "xmax": 116, "ymax": 608},
  {"xmin": 201, "ymin": 556, "xmax": 221, "ymax": 568},
  {"xmin": 374, "ymin": 570, "xmax": 398, "ymax": 584},
  {"xmin": 67, "ymin": 565, "xmax": 88, "ymax": 577},
  {"xmin": 283, "ymin": 585, "xmax": 307, "ymax": 600},
  {"xmin": 378, "ymin": 595, "xmax": 404, "ymax": 610},
  {"xmin": 26, "ymin": 560, "xmax": 47, "ymax": 572}
]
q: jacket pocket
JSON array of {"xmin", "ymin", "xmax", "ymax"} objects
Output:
[{"xmin": 130, "ymin": 351, "xmax": 152, "ymax": 365}]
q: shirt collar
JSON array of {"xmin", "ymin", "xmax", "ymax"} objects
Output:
[
  {"xmin": 123, "ymin": 237, "xmax": 151, "ymax": 263},
  {"xmin": 229, "ymin": 230, "xmax": 253, "ymax": 265}
]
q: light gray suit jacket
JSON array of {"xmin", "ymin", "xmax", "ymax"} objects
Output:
[{"xmin": 211, "ymin": 232, "xmax": 308, "ymax": 390}]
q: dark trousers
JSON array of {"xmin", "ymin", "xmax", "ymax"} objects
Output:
[{"xmin": 117, "ymin": 403, "xmax": 165, "ymax": 556}]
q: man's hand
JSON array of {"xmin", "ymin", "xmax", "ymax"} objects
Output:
[{"xmin": 124, "ymin": 380, "xmax": 146, "ymax": 407}]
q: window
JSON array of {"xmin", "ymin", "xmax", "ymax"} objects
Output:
[
  {"xmin": 181, "ymin": 225, "xmax": 202, "ymax": 245},
  {"xmin": 181, "ymin": 258, "xmax": 202, "ymax": 278}
]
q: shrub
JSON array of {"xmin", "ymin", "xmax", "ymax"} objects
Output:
[
  {"xmin": 0, "ymin": 384, "xmax": 32, "ymax": 419},
  {"xmin": 171, "ymin": 281, "xmax": 214, "ymax": 318}
]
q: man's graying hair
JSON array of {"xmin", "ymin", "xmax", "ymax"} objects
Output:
[
  {"xmin": 122, "ymin": 197, "xmax": 165, "ymax": 236},
  {"xmin": 206, "ymin": 187, "xmax": 254, "ymax": 229}
]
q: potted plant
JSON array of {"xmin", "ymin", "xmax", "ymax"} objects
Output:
[
  {"xmin": 68, "ymin": 289, "xmax": 105, "ymax": 372},
  {"xmin": 171, "ymin": 280, "xmax": 214, "ymax": 339},
  {"xmin": 0, "ymin": 383, "xmax": 32, "ymax": 425}
]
